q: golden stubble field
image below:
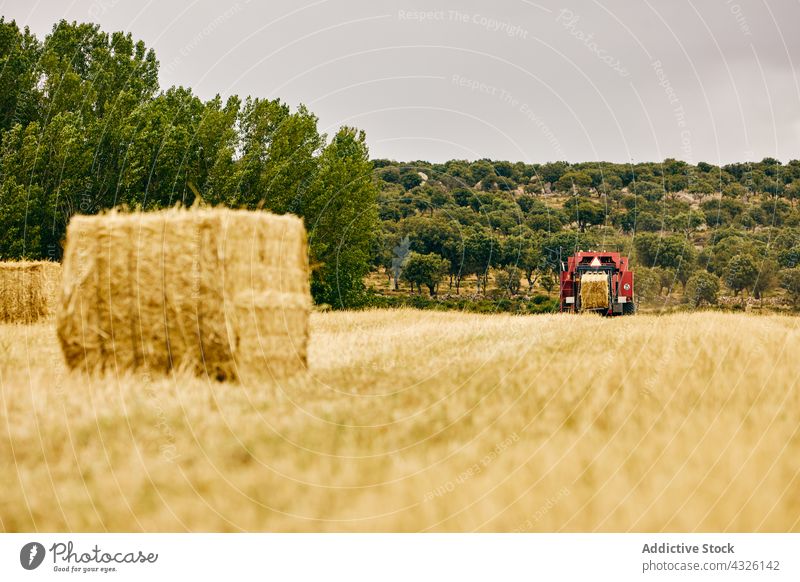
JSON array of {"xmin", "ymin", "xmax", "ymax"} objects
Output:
[{"xmin": 1, "ymin": 309, "xmax": 799, "ymax": 532}]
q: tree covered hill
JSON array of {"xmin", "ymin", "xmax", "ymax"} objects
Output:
[{"xmin": 370, "ymin": 158, "xmax": 800, "ymax": 309}]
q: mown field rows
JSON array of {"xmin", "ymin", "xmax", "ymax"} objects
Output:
[{"xmin": 1, "ymin": 310, "xmax": 799, "ymax": 531}]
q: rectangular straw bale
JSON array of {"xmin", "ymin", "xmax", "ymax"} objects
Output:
[
  {"xmin": 57, "ymin": 208, "xmax": 311, "ymax": 380},
  {"xmin": 580, "ymin": 272, "xmax": 609, "ymax": 310},
  {"xmin": 0, "ymin": 260, "xmax": 62, "ymax": 323}
]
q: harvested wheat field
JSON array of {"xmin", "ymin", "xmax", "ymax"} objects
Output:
[{"xmin": 1, "ymin": 310, "xmax": 799, "ymax": 532}]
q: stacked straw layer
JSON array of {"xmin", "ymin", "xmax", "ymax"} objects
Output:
[
  {"xmin": 580, "ymin": 272, "xmax": 610, "ymax": 310},
  {"xmin": 0, "ymin": 261, "xmax": 62, "ymax": 323},
  {"xmin": 57, "ymin": 208, "xmax": 311, "ymax": 380}
]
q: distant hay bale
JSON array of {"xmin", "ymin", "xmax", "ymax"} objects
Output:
[
  {"xmin": 0, "ymin": 261, "xmax": 62, "ymax": 323},
  {"xmin": 57, "ymin": 208, "xmax": 311, "ymax": 380},
  {"xmin": 580, "ymin": 273, "xmax": 609, "ymax": 310}
]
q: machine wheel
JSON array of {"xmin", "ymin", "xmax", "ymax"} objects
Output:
[{"xmin": 623, "ymin": 301, "xmax": 636, "ymax": 315}]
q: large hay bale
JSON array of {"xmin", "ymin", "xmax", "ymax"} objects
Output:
[
  {"xmin": 580, "ymin": 273, "xmax": 609, "ymax": 310},
  {"xmin": 0, "ymin": 261, "xmax": 62, "ymax": 323},
  {"xmin": 57, "ymin": 208, "xmax": 311, "ymax": 380}
]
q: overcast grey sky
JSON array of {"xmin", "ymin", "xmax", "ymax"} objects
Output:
[{"xmin": 3, "ymin": 0, "xmax": 799, "ymax": 164}]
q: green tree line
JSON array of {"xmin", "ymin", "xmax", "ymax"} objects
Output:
[{"xmin": 0, "ymin": 19, "xmax": 377, "ymax": 308}]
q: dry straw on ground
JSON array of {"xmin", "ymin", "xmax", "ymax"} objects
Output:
[
  {"xmin": 0, "ymin": 261, "xmax": 61, "ymax": 323},
  {"xmin": 57, "ymin": 207, "xmax": 311, "ymax": 380},
  {"xmin": 1, "ymin": 311, "xmax": 799, "ymax": 532},
  {"xmin": 580, "ymin": 273, "xmax": 609, "ymax": 310}
]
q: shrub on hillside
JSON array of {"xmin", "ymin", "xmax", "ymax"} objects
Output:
[
  {"xmin": 495, "ymin": 266, "xmax": 523, "ymax": 295},
  {"xmin": 684, "ymin": 271, "xmax": 721, "ymax": 307},
  {"xmin": 401, "ymin": 252, "xmax": 450, "ymax": 295},
  {"xmin": 779, "ymin": 268, "xmax": 800, "ymax": 307}
]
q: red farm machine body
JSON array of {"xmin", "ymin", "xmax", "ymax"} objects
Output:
[{"xmin": 559, "ymin": 251, "xmax": 635, "ymax": 315}]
